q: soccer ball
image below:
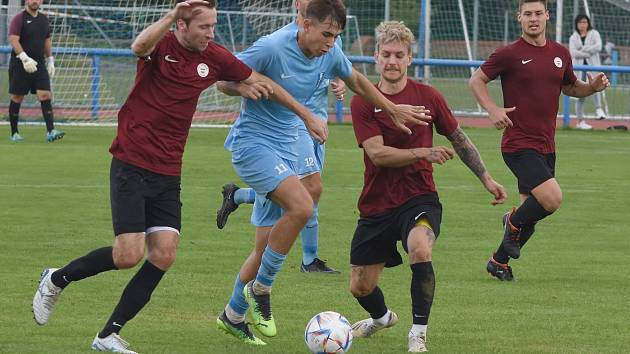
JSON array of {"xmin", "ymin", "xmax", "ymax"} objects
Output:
[{"xmin": 304, "ymin": 311, "xmax": 353, "ymax": 354}]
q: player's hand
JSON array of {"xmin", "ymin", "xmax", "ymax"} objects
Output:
[
  {"xmin": 171, "ymin": 0, "xmax": 209, "ymax": 20},
  {"xmin": 237, "ymin": 81, "xmax": 274, "ymax": 100},
  {"xmin": 305, "ymin": 115, "xmax": 328, "ymax": 144},
  {"xmin": 482, "ymin": 176, "xmax": 507, "ymax": 205},
  {"xmin": 387, "ymin": 104, "xmax": 432, "ymax": 134},
  {"xmin": 487, "ymin": 105, "xmax": 515, "ymax": 130},
  {"xmin": 330, "ymin": 79, "xmax": 345, "ymax": 101},
  {"xmin": 46, "ymin": 56, "xmax": 55, "ymax": 77},
  {"xmin": 419, "ymin": 146, "xmax": 454, "ymax": 165},
  {"xmin": 587, "ymin": 72, "xmax": 610, "ymax": 92},
  {"xmin": 17, "ymin": 52, "xmax": 38, "ymax": 73}
]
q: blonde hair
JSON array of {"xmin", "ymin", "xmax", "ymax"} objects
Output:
[{"xmin": 375, "ymin": 21, "xmax": 415, "ymax": 54}]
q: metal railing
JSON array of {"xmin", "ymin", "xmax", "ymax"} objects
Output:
[{"xmin": 3, "ymin": 46, "xmax": 629, "ymax": 125}]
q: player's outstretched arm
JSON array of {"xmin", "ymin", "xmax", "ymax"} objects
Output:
[
  {"xmin": 343, "ymin": 69, "xmax": 431, "ymax": 134},
  {"xmin": 562, "ymin": 73, "xmax": 610, "ymax": 98},
  {"xmin": 131, "ymin": 0, "xmax": 209, "ymax": 57},
  {"xmin": 361, "ymin": 135, "xmax": 454, "ymax": 168},
  {"xmin": 216, "ymin": 77, "xmax": 273, "ymax": 100},
  {"xmin": 469, "ymin": 68, "xmax": 515, "ymax": 130},
  {"xmin": 217, "ymin": 71, "xmax": 328, "ymax": 143},
  {"xmin": 446, "ymin": 126, "xmax": 507, "ymax": 205}
]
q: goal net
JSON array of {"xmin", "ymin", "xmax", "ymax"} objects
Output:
[
  {"xmin": 0, "ymin": 1, "xmax": 339, "ymax": 123},
  {"xmin": 2, "ymin": 0, "xmax": 628, "ymax": 122}
]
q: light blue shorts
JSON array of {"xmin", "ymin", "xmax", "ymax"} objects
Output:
[
  {"xmin": 251, "ymin": 194, "xmax": 283, "ymax": 227},
  {"xmin": 231, "ymin": 144, "xmax": 297, "ymax": 198},
  {"xmin": 296, "ymin": 130, "xmax": 325, "ymax": 176}
]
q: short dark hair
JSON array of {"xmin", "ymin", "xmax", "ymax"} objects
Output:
[
  {"xmin": 304, "ymin": 0, "xmax": 346, "ymax": 31},
  {"xmin": 574, "ymin": 14, "xmax": 592, "ymax": 32},
  {"xmin": 175, "ymin": 0, "xmax": 216, "ymax": 7},
  {"xmin": 518, "ymin": 0, "xmax": 547, "ymax": 11},
  {"xmin": 175, "ymin": 0, "xmax": 217, "ymax": 25}
]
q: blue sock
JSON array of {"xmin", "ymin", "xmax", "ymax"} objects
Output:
[
  {"xmin": 255, "ymin": 245, "xmax": 287, "ymax": 287},
  {"xmin": 234, "ymin": 188, "xmax": 255, "ymax": 205},
  {"xmin": 227, "ymin": 274, "xmax": 248, "ymax": 316},
  {"xmin": 300, "ymin": 204, "xmax": 319, "ymax": 265}
]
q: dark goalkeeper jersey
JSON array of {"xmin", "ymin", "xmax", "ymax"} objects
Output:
[{"xmin": 8, "ymin": 10, "xmax": 51, "ymax": 63}]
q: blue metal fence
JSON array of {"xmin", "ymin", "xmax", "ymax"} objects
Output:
[{"xmin": 2, "ymin": 46, "xmax": 629, "ymax": 125}]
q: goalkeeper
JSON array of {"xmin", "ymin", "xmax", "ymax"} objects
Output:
[{"xmin": 8, "ymin": 0, "xmax": 64, "ymax": 142}]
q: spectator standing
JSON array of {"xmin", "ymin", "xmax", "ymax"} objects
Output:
[{"xmin": 569, "ymin": 14, "xmax": 606, "ymax": 129}]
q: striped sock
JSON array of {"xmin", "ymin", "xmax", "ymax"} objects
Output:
[
  {"xmin": 226, "ymin": 273, "xmax": 248, "ymax": 322},
  {"xmin": 300, "ymin": 204, "xmax": 319, "ymax": 265},
  {"xmin": 254, "ymin": 245, "xmax": 287, "ymax": 294},
  {"xmin": 234, "ymin": 188, "xmax": 256, "ymax": 204}
]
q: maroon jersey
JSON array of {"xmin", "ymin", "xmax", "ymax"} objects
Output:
[
  {"xmin": 110, "ymin": 32, "xmax": 252, "ymax": 176},
  {"xmin": 351, "ymin": 79, "xmax": 458, "ymax": 217},
  {"xmin": 480, "ymin": 37, "xmax": 576, "ymax": 154},
  {"xmin": 9, "ymin": 11, "xmax": 50, "ymax": 62}
]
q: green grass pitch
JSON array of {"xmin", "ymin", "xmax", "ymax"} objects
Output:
[{"xmin": 1, "ymin": 125, "xmax": 628, "ymax": 353}]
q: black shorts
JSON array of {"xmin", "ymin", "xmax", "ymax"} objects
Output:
[
  {"xmin": 8, "ymin": 59, "xmax": 51, "ymax": 95},
  {"xmin": 110, "ymin": 157, "xmax": 182, "ymax": 236},
  {"xmin": 350, "ymin": 194, "xmax": 442, "ymax": 268},
  {"xmin": 502, "ymin": 149, "xmax": 556, "ymax": 195}
]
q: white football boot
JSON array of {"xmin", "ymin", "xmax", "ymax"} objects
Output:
[
  {"xmin": 408, "ymin": 333, "xmax": 428, "ymax": 352},
  {"xmin": 351, "ymin": 311, "xmax": 398, "ymax": 338},
  {"xmin": 32, "ymin": 268, "xmax": 63, "ymax": 325},
  {"xmin": 92, "ymin": 333, "xmax": 138, "ymax": 354}
]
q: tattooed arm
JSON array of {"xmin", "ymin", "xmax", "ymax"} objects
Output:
[
  {"xmin": 446, "ymin": 126, "xmax": 487, "ymax": 180},
  {"xmin": 446, "ymin": 126, "xmax": 507, "ymax": 205}
]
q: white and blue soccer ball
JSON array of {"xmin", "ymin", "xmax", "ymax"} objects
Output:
[{"xmin": 304, "ymin": 311, "xmax": 353, "ymax": 354}]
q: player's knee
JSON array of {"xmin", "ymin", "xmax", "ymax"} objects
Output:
[
  {"xmin": 546, "ymin": 199, "xmax": 561, "ymax": 213},
  {"xmin": 286, "ymin": 199, "xmax": 313, "ymax": 223},
  {"xmin": 302, "ymin": 202, "xmax": 314, "ymax": 222},
  {"xmin": 539, "ymin": 192, "xmax": 562, "ymax": 213},
  {"xmin": 10, "ymin": 95, "xmax": 24, "ymax": 104},
  {"xmin": 38, "ymin": 93, "xmax": 52, "ymax": 101},
  {"xmin": 148, "ymin": 248, "xmax": 177, "ymax": 270},
  {"xmin": 309, "ymin": 182, "xmax": 323, "ymax": 202},
  {"xmin": 350, "ymin": 272, "xmax": 377, "ymax": 298},
  {"xmin": 350, "ymin": 281, "xmax": 376, "ymax": 298},
  {"xmin": 409, "ymin": 247, "xmax": 432, "ymax": 263},
  {"xmin": 113, "ymin": 248, "xmax": 144, "ymax": 269}
]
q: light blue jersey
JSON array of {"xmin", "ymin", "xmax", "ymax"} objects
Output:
[
  {"xmin": 227, "ymin": 22, "xmax": 352, "ymax": 160},
  {"xmin": 295, "ymin": 22, "xmax": 344, "ymax": 130}
]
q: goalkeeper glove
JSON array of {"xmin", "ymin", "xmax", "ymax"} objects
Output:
[
  {"xmin": 46, "ymin": 56, "xmax": 55, "ymax": 77},
  {"xmin": 17, "ymin": 52, "xmax": 38, "ymax": 73}
]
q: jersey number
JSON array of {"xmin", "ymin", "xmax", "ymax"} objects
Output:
[
  {"xmin": 304, "ymin": 157, "xmax": 315, "ymax": 167},
  {"xmin": 274, "ymin": 163, "xmax": 288, "ymax": 175}
]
